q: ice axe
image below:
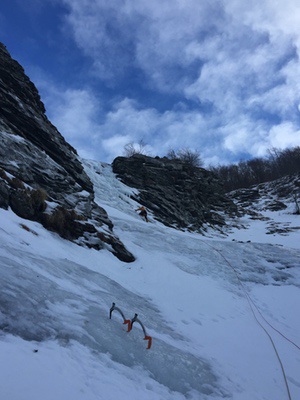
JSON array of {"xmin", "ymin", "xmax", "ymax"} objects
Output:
[
  {"xmin": 130, "ymin": 313, "xmax": 152, "ymax": 350},
  {"xmin": 109, "ymin": 302, "xmax": 131, "ymax": 332}
]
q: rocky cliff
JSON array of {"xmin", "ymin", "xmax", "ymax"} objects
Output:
[
  {"xmin": 0, "ymin": 42, "xmax": 134, "ymax": 262},
  {"xmin": 112, "ymin": 154, "xmax": 238, "ymax": 231}
]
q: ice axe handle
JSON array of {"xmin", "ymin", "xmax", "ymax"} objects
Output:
[
  {"xmin": 124, "ymin": 319, "xmax": 132, "ymax": 332},
  {"xmin": 144, "ymin": 335, "xmax": 152, "ymax": 349}
]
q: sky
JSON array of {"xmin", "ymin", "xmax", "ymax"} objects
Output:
[{"xmin": 1, "ymin": 0, "xmax": 300, "ymax": 165}]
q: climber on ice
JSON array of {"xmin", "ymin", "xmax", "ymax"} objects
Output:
[{"xmin": 135, "ymin": 206, "xmax": 148, "ymax": 222}]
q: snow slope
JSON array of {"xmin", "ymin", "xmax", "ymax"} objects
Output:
[{"xmin": 0, "ymin": 160, "xmax": 299, "ymax": 400}]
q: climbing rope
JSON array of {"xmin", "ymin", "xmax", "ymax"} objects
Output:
[
  {"xmin": 208, "ymin": 242, "xmax": 300, "ymax": 350},
  {"xmin": 201, "ymin": 239, "xmax": 293, "ymax": 400}
]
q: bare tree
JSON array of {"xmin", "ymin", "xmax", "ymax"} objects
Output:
[
  {"xmin": 293, "ymin": 193, "xmax": 300, "ymax": 215},
  {"xmin": 211, "ymin": 145, "xmax": 300, "ymax": 192},
  {"xmin": 167, "ymin": 148, "xmax": 203, "ymax": 168},
  {"xmin": 167, "ymin": 148, "xmax": 177, "ymax": 160},
  {"xmin": 123, "ymin": 139, "xmax": 148, "ymax": 157}
]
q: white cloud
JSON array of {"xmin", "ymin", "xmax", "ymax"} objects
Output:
[
  {"xmin": 34, "ymin": 77, "xmax": 216, "ymax": 163},
  {"xmin": 221, "ymin": 117, "xmax": 300, "ymax": 161},
  {"xmin": 48, "ymin": 90, "xmax": 99, "ymax": 139},
  {"xmin": 268, "ymin": 122, "xmax": 300, "ymax": 149},
  {"xmin": 225, "ymin": 0, "xmax": 300, "ymax": 49},
  {"xmin": 102, "ymin": 134, "xmax": 132, "ymax": 160},
  {"xmin": 34, "ymin": 74, "xmax": 103, "ymax": 159},
  {"xmin": 35, "ymin": 73, "xmax": 300, "ymax": 166},
  {"xmin": 34, "ymin": 0, "xmax": 300, "ymax": 164},
  {"xmin": 60, "ymin": 0, "xmax": 300, "ymax": 116},
  {"xmin": 60, "ymin": 0, "xmax": 224, "ymax": 88},
  {"xmin": 60, "ymin": 0, "xmax": 300, "ymax": 90},
  {"xmin": 97, "ymin": 98, "xmax": 212, "ymax": 160}
]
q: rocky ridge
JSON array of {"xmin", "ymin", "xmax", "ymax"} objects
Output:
[
  {"xmin": 0, "ymin": 42, "xmax": 134, "ymax": 262},
  {"xmin": 112, "ymin": 154, "xmax": 238, "ymax": 231}
]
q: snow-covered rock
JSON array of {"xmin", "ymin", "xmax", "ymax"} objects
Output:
[{"xmin": 0, "ymin": 42, "xmax": 134, "ymax": 262}]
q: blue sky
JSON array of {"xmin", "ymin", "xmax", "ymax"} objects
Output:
[{"xmin": 1, "ymin": 0, "xmax": 300, "ymax": 165}]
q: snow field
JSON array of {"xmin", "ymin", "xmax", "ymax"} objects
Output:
[{"xmin": 0, "ymin": 160, "xmax": 299, "ymax": 400}]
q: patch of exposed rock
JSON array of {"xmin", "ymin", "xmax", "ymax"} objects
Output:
[
  {"xmin": 228, "ymin": 173, "xmax": 300, "ymax": 213},
  {"xmin": 0, "ymin": 42, "xmax": 134, "ymax": 262},
  {"xmin": 226, "ymin": 173, "xmax": 300, "ymax": 236},
  {"xmin": 112, "ymin": 154, "xmax": 238, "ymax": 231}
]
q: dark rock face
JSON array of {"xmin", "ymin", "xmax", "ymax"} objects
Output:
[
  {"xmin": 0, "ymin": 43, "xmax": 90, "ymax": 191},
  {"xmin": 0, "ymin": 42, "xmax": 134, "ymax": 262},
  {"xmin": 228, "ymin": 173, "xmax": 300, "ymax": 213},
  {"xmin": 112, "ymin": 154, "xmax": 237, "ymax": 231}
]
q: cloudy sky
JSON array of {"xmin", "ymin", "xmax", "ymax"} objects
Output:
[{"xmin": 1, "ymin": 0, "xmax": 300, "ymax": 165}]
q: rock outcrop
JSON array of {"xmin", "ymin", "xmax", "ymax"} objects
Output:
[
  {"xmin": 112, "ymin": 154, "xmax": 238, "ymax": 231},
  {"xmin": 228, "ymin": 173, "xmax": 300, "ymax": 213},
  {"xmin": 0, "ymin": 43, "xmax": 90, "ymax": 191},
  {"xmin": 0, "ymin": 42, "xmax": 134, "ymax": 262}
]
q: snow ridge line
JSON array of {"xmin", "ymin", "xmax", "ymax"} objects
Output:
[{"xmin": 200, "ymin": 240, "xmax": 293, "ymax": 400}]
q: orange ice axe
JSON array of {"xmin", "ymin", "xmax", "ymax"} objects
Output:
[
  {"xmin": 109, "ymin": 302, "xmax": 132, "ymax": 332},
  {"xmin": 130, "ymin": 313, "xmax": 153, "ymax": 350}
]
